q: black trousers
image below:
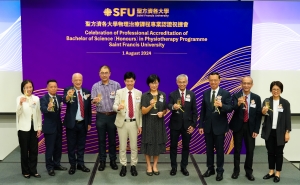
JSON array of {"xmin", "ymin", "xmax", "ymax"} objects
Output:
[
  {"xmin": 233, "ymin": 122, "xmax": 255, "ymax": 174},
  {"xmin": 265, "ymin": 129, "xmax": 285, "ymax": 171},
  {"xmin": 170, "ymin": 126, "xmax": 191, "ymax": 169},
  {"xmin": 66, "ymin": 121, "xmax": 87, "ymax": 166},
  {"xmin": 44, "ymin": 128, "xmax": 62, "ymax": 170},
  {"xmin": 18, "ymin": 122, "xmax": 38, "ymax": 175},
  {"xmin": 205, "ymin": 131, "xmax": 225, "ymax": 173},
  {"xmin": 96, "ymin": 113, "xmax": 117, "ymax": 161}
]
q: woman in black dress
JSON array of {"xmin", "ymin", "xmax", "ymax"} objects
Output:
[{"xmin": 141, "ymin": 74, "xmax": 167, "ymax": 176}]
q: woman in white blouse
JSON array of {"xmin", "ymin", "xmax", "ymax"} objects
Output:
[
  {"xmin": 261, "ymin": 81, "xmax": 291, "ymax": 183},
  {"xmin": 16, "ymin": 80, "xmax": 42, "ymax": 178}
]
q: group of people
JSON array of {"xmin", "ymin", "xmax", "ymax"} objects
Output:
[{"xmin": 16, "ymin": 66, "xmax": 291, "ymax": 184}]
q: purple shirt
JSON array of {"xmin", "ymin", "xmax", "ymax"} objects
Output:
[{"xmin": 91, "ymin": 79, "xmax": 121, "ymax": 112}]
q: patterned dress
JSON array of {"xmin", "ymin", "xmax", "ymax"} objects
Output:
[{"xmin": 140, "ymin": 91, "xmax": 168, "ymax": 156}]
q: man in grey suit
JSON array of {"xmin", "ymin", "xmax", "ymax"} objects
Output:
[
  {"xmin": 199, "ymin": 72, "xmax": 232, "ymax": 181},
  {"xmin": 113, "ymin": 72, "xmax": 142, "ymax": 177}
]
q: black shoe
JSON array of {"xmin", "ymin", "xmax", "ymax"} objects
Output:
[
  {"xmin": 216, "ymin": 173, "xmax": 223, "ymax": 181},
  {"xmin": 48, "ymin": 170, "xmax": 55, "ymax": 176},
  {"xmin": 110, "ymin": 160, "xmax": 118, "ymax": 170},
  {"xmin": 274, "ymin": 176, "xmax": 280, "ymax": 183},
  {"xmin": 23, "ymin": 174, "xmax": 30, "ymax": 179},
  {"xmin": 203, "ymin": 169, "xmax": 215, "ymax": 177},
  {"xmin": 170, "ymin": 167, "xmax": 177, "ymax": 176},
  {"xmin": 153, "ymin": 169, "xmax": 160, "ymax": 176},
  {"xmin": 31, "ymin": 173, "xmax": 41, "ymax": 178},
  {"xmin": 120, "ymin": 166, "xmax": 127, "ymax": 177},
  {"xmin": 181, "ymin": 168, "xmax": 189, "ymax": 176},
  {"xmin": 77, "ymin": 164, "xmax": 90, "ymax": 172},
  {"xmin": 69, "ymin": 165, "xmax": 76, "ymax": 175},
  {"xmin": 98, "ymin": 161, "xmax": 106, "ymax": 171},
  {"xmin": 146, "ymin": 170, "xmax": 153, "ymax": 176},
  {"xmin": 263, "ymin": 173, "xmax": 275, "ymax": 179},
  {"xmin": 130, "ymin": 166, "xmax": 138, "ymax": 176},
  {"xmin": 231, "ymin": 172, "xmax": 239, "ymax": 179},
  {"xmin": 54, "ymin": 165, "xmax": 68, "ymax": 171},
  {"xmin": 246, "ymin": 173, "xmax": 255, "ymax": 181}
]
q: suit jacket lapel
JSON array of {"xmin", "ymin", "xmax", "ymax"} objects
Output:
[
  {"xmin": 269, "ymin": 96, "xmax": 274, "ymax": 124},
  {"xmin": 207, "ymin": 89, "xmax": 212, "ymax": 111},
  {"xmin": 277, "ymin": 97, "xmax": 283, "ymax": 126}
]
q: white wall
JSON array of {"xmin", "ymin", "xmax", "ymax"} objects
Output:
[{"xmin": 0, "ymin": 114, "xmax": 18, "ymax": 160}]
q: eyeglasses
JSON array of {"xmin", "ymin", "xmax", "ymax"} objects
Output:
[
  {"xmin": 272, "ymin": 89, "xmax": 281, "ymax": 92},
  {"xmin": 100, "ymin": 72, "xmax": 110, "ymax": 75}
]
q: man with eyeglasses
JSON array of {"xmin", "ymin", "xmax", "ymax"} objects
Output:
[
  {"xmin": 91, "ymin": 65, "xmax": 121, "ymax": 172},
  {"xmin": 229, "ymin": 76, "xmax": 261, "ymax": 181}
]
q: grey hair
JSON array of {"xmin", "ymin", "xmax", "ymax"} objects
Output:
[
  {"xmin": 176, "ymin": 74, "xmax": 188, "ymax": 81},
  {"xmin": 241, "ymin": 76, "xmax": 253, "ymax": 83},
  {"xmin": 72, "ymin": 73, "xmax": 83, "ymax": 80}
]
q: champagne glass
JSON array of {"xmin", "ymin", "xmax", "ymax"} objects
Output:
[
  {"xmin": 153, "ymin": 95, "xmax": 157, "ymax": 109},
  {"xmin": 264, "ymin": 98, "xmax": 273, "ymax": 116},
  {"xmin": 69, "ymin": 88, "xmax": 75, "ymax": 103},
  {"xmin": 24, "ymin": 89, "xmax": 29, "ymax": 101},
  {"xmin": 213, "ymin": 96, "xmax": 221, "ymax": 114},
  {"xmin": 96, "ymin": 93, "xmax": 102, "ymax": 106},
  {"xmin": 49, "ymin": 97, "xmax": 55, "ymax": 112},
  {"xmin": 121, "ymin": 99, "xmax": 125, "ymax": 106},
  {"xmin": 176, "ymin": 98, "xmax": 181, "ymax": 113},
  {"xmin": 240, "ymin": 95, "xmax": 246, "ymax": 110}
]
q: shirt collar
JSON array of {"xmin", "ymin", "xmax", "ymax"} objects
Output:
[
  {"xmin": 211, "ymin": 86, "xmax": 220, "ymax": 93},
  {"xmin": 178, "ymin": 89, "xmax": 186, "ymax": 94},
  {"xmin": 48, "ymin": 93, "xmax": 56, "ymax": 98},
  {"xmin": 100, "ymin": 80, "xmax": 112, "ymax": 85}
]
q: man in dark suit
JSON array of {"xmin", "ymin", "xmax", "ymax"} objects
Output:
[
  {"xmin": 168, "ymin": 74, "xmax": 198, "ymax": 176},
  {"xmin": 63, "ymin": 73, "xmax": 92, "ymax": 175},
  {"xmin": 229, "ymin": 76, "xmax": 261, "ymax": 181},
  {"xmin": 199, "ymin": 72, "xmax": 232, "ymax": 181},
  {"xmin": 40, "ymin": 80, "xmax": 67, "ymax": 176}
]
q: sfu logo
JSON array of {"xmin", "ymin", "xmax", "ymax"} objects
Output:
[{"xmin": 103, "ymin": 8, "xmax": 135, "ymax": 17}]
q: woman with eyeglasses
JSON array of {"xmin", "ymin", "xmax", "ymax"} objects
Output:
[
  {"xmin": 261, "ymin": 81, "xmax": 291, "ymax": 183},
  {"xmin": 141, "ymin": 74, "xmax": 167, "ymax": 176},
  {"xmin": 16, "ymin": 80, "xmax": 42, "ymax": 178}
]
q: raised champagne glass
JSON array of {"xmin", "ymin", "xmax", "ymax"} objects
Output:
[
  {"xmin": 69, "ymin": 88, "xmax": 75, "ymax": 103},
  {"xmin": 49, "ymin": 97, "xmax": 55, "ymax": 112},
  {"xmin": 241, "ymin": 95, "xmax": 246, "ymax": 110},
  {"xmin": 96, "ymin": 93, "xmax": 102, "ymax": 106},
  {"xmin": 153, "ymin": 95, "xmax": 157, "ymax": 109}
]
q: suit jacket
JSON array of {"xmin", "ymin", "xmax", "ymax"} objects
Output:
[
  {"xmin": 261, "ymin": 96, "xmax": 291, "ymax": 146},
  {"xmin": 63, "ymin": 86, "xmax": 92, "ymax": 130},
  {"xmin": 168, "ymin": 89, "xmax": 198, "ymax": 130},
  {"xmin": 229, "ymin": 91, "xmax": 262, "ymax": 134},
  {"xmin": 113, "ymin": 88, "xmax": 142, "ymax": 128},
  {"xmin": 40, "ymin": 93, "xmax": 63, "ymax": 134},
  {"xmin": 16, "ymin": 95, "xmax": 42, "ymax": 131},
  {"xmin": 199, "ymin": 87, "xmax": 232, "ymax": 135}
]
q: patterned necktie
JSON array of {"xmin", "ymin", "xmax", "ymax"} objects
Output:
[
  {"xmin": 128, "ymin": 91, "xmax": 134, "ymax": 118},
  {"xmin": 244, "ymin": 96, "xmax": 249, "ymax": 122},
  {"xmin": 78, "ymin": 91, "xmax": 84, "ymax": 118},
  {"xmin": 211, "ymin": 90, "xmax": 215, "ymax": 108},
  {"xmin": 181, "ymin": 92, "xmax": 185, "ymax": 106},
  {"xmin": 53, "ymin": 96, "xmax": 58, "ymax": 111}
]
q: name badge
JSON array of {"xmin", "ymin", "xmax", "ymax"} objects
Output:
[
  {"xmin": 109, "ymin": 91, "xmax": 115, "ymax": 99},
  {"xmin": 159, "ymin": 94, "xmax": 164, "ymax": 102},
  {"xmin": 278, "ymin": 108, "xmax": 283, "ymax": 112},
  {"xmin": 186, "ymin": 94, "xmax": 191, "ymax": 102},
  {"xmin": 250, "ymin": 104, "xmax": 256, "ymax": 108},
  {"xmin": 136, "ymin": 96, "xmax": 141, "ymax": 103}
]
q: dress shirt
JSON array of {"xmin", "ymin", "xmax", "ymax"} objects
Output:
[
  {"xmin": 272, "ymin": 99, "xmax": 279, "ymax": 129},
  {"xmin": 75, "ymin": 88, "xmax": 84, "ymax": 121},
  {"xmin": 210, "ymin": 87, "xmax": 220, "ymax": 101}
]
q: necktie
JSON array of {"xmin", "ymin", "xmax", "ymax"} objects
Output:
[
  {"xmin": 244, "ymin": 96, "xmax": 249, "ymax": 122},
  {"xmin": 128, "ymin": 91, "xmax": 134, "ymax": 118},
  {"xmin": 211, "ymin": 90, "xmax": 215, "ymax": 108},
  {"xmin": 181, "ymin": 92, "xmax": 185, "ymax": 106},
  {"xmin": 78, "ymin": 91, "xmax": 84, "ymax": 118},
  {"xmin": 53, "ymin": 96, "xmax": 58, "ymax": 111}
]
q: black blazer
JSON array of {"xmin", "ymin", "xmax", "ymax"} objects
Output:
[
  {"xmin": 199, "ymin": 87, "xmax": 232, "ymax": 135},
  {"xmin": 168, "ymin": 89, "xmax": 198, "ymax": 130},
  {"xmin": 63, "ymin": 86, "xmax": 92, "ymax": 130},
  {"xmin": 261, "ymin": 96, "xmax": 291, "ymax": 146},
  {"xmin": 229, "ymin": 91, "xmax": 262, "ymax": 134},
  {"xmin": 40, "ymin": 93, "xmax": 63, "ymax": 134}
]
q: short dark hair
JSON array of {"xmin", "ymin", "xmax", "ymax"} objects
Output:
[
  {"xmin": 21, "ymin": 80, "xmax": 34, "ymax": 94},
  {"xmin": 47, "ymin": 79, "xmax": 57, "ymax": 85},
  {"xmin": 146, "ymin": 74, "xmax": 160, "ymax": 85},
  {"xmin": 270, "ymin": 81, "xmax": 283, "ymax": 93},
  {"xmin": 99, "ymin": 65, "xmax": 111, "ymax": 72},
  {"xmin": 209, "ymin": 72, "xmax": 220, "ymax": 79},
  {"xmin": 124, "ymin": 72, "xmax": 136, "ymax": 80}
]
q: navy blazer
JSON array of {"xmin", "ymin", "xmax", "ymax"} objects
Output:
[
  {"xmin": 63, "ymin": 86, "xmax": 92, "ymax": 130},
  {"xmin": 40, "ymin": 93, "xmax": 63, "ymax": 134},
  {"xmin": 168, "ymin": 89, "xmax": 198, "ymax": 130},
  {"xmin": 261, "ymin": 96, "xmax": 291, "ymax": 146},
  {"xmin": 229, "ymin": 91, "xmax": 262, "ymax": 134},
  {"xmin": 199, "ymin": 87, "xmax": 232, "ymax": 135}
]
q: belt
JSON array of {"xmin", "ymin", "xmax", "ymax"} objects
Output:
[
  {"xmin": 97, "ymin": 112, "xmax": 117, "ymax": 116},
  {"xmin": 76, "ymin": 120, "xmax": 84, "ymax": 123},
  {"xmin": 124, "ymin": 118, "xmax": 136, "ymax": 122}
]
